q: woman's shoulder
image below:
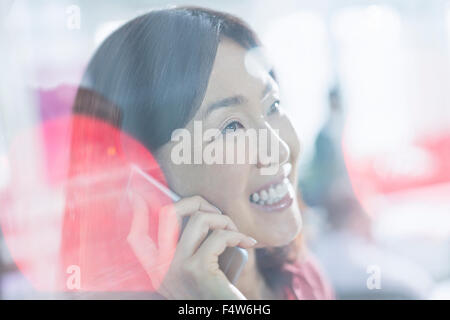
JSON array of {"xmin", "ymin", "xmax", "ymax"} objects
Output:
[{"xmin": 282, "ymin": 252, "xmax": 335, "ymax": 300}]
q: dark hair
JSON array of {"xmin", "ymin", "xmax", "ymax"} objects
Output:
[
  {"xmin": 75, "ymin": 6, "xmax": 260, "ymax": 151},
  {"xmin": 73, "ymin": 6, "xmax": 299, "ymax": 294}
]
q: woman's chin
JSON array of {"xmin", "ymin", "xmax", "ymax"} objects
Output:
[
  {"xmin": 241, "ymin": 198, "xmax": 302, "ymax": 246},
  {"xmin": 255, "ymin": 216, "xmax": 303, "ymax": 247}
]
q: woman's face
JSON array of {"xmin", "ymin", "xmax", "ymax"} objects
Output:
[{"xmin": 156, "ymin": 39, "xmax": 302, "ymax": 247}]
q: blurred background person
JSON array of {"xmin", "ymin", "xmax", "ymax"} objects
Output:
[
  {"xmin": 301, "ymin": 86, "xmax": 434, "ymax": 299},
  {"xmin": 300, "ymin": 85, "xmax": 346, "ymax": 207}
]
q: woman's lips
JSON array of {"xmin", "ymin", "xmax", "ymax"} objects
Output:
[
  {"xmin": 247, "ymin": 163, "xmax": 294, "ymax": 212},
  {"xmin": 249, "ymin": 163, "xmax": 293, "ymax": 195},
  {"xmin": 249, "ymin": 179, "xmax": 294, "ymax": 212}
]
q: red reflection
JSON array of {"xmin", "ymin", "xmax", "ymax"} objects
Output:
[
  {"xmin": 343, "ymin": 131, "xmax": 450, "ymax": 208},
  {"xmin": 1, "ymin": 115, "xmax": 178, "ymax": 293}
]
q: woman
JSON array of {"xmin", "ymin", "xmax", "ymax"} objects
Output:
[{"xmin": 64, "ymin": 6, "xmax": 333, "ymax": 300}]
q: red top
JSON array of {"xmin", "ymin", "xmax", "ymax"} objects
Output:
[{"xmin": 283, "ymin": 254, "xmax": 335, "ymax": 300}]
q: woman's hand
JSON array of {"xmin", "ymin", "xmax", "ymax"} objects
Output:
[{"xmin": 126, "ymin": 193, "xmax": 256, "ymax": 299}]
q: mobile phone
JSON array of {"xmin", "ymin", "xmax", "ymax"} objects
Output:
[{"xmin": 126, "ymin": 164, "xmax": 248, "ymax": 284}]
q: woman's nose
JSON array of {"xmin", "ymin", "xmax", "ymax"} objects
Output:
[{"xmin": 256, "ymin": 121, "xmax": 290, "ymax": 171}]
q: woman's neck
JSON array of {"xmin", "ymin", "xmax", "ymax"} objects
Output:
[{"xmin": 235, "ymin": 248, "xmax": 278, "ymax": 300}]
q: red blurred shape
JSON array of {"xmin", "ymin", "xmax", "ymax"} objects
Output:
[
  {"xmin": 1, "ymin": 115, "xmax": 177, "ymax": 293},
  {"xmin": 344, "ymin": 132, "xmax": 450, "ymax": 205}
]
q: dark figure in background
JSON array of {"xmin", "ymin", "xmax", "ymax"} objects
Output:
[
  {"xmin": 300, "ymin": 86, "xmax": 347, "ymax": 207},
  {"xmin": 301, "ymin": 86, "xmax": 433, "ymax": 299}
]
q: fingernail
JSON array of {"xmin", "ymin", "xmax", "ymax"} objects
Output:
[
  {"xmin": 212, "ymin": 205, "xmax": 222, "ymax": 214},
  {"xmin": 247, "ymin": 236, "xmax": 257, "ymax": 246}
]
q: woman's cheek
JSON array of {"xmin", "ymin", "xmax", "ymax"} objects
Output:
[
  {"xmin": 200, "ymin": 163, "xmax": 249, "ymax": 198},
  {"xmin": 282, "ymin": 117, "xmax": 301, "ymax": 161},
  {"xmin": 276, "ymin": 116, "xmax": 301, "ymax": 187}
]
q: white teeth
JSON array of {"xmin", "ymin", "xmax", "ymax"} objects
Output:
[
  {"xmin": 250, "ymin": 180, "xmax": 290, "ymax": 205},
  {"xmin": 276, "ymin": 184, "xmax": 284, "ymax": 196},
  {"xmin": 269, "ymin": 187, "xmax": 277, "ymax": 199},
  {"xmin": 260, "ymin": 190, "xmax": 268, "ymax": 201},
  {"xmin": 281, "ymin": 184, "xmax": 289, "ymax": 198}
]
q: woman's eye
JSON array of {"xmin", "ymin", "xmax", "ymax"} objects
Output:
[
  {"xmin": 267, "ymin": 100, "xmax": 281, "ymax": 116},
  {"xmin": 222, "ymin": 121, "xmax": 244, "ymax": 134}
]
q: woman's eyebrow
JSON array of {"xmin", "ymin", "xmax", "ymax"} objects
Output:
[
  {"xmin": 203, "ymin": 83, "xmax": 277, "ymax": 119},
  {"xmin": 203, "ymin": 95, "xmax": 247, "ymax": 119}
]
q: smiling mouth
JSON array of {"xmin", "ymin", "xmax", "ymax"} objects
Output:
[{"xmin": 249, "ymin": 178, "xmax": 294, "ymax": 212}]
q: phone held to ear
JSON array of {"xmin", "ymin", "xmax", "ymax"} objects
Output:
[{"xmin": 126, "ymin": 164, "xmax": 248, "ymax": 284}]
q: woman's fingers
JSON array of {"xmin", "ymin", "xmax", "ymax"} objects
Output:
[
  {"xmin": 127, "ymin": 193, "xmax": 247, "ymax": 290},
  {"xmin": 176, "ymin": 213, "xmax": 239, "ymax": 259},
  {"xmin": 157, "ymin": 195, "xmax": 223, "ymax": 249},
  {"xmin": 127, "ymin": 193, "xmax": 227, "ymax": 261},
  {"xmin": 171, "ymin": 196, "xmax": 222, "ymax": 221},
  {"xmin": 194, "ymin": 230, "xmax": 256, "ymax": 262}
]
